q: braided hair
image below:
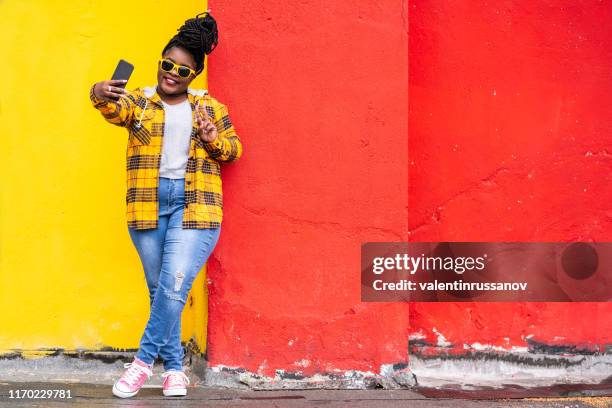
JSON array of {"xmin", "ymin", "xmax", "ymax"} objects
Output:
[{"xmin": 162, "ymin": 12, "xmax": 219, "ymax": 75}]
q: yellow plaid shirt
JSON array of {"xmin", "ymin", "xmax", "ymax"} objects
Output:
[{"xmin": 89, "ymin": 84, "xmax": 243, "ymax": 230}]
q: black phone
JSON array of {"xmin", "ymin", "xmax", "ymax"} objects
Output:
[{"xmin": 111, "ymin": 59, "xmax": 134, "ymax": 88}]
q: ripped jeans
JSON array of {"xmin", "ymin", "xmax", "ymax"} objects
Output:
[{"xmin": 128, "ymin": 177, "xmax": 221, "ymax": 371}]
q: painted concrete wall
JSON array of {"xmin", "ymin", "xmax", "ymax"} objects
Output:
[
  {"xmin": 205, "ymin": 1, "xmax": 409, "ymax": 377},
  {"xmin": 408, "ymin": 1, "xmax": 612, "ymax": 355},
  {"xmin": 0, "ymin": 0, "xmax": 209, "ymax": 355},
  {"xmin": 207, "ymin": 0, "xmax": 611, "ymax": 380},
  {"xmin": 2, "ymin": 0, "xmax": 609, "ymax": 385}
]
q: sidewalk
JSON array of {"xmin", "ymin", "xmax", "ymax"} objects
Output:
[
  {"xmin": 0, "ymin": 354, "xmax": 610, "ymax": 407},
  {"xmin": 1, "ymin": 381, "xmax": 611, "ymax": 407}
]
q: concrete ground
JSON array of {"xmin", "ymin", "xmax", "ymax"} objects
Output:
[
  {"xmin": 1, "ymin": 382, "xmax": 611, "ymax": 407},
  {"xmin": 0, "ymin": 354, "xmax": 610, "ymax": 407}
]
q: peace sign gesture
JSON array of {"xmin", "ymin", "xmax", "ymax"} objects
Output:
[{"xmin": 196, "ymin": 100, "xmax": 218, "ymax": 143}]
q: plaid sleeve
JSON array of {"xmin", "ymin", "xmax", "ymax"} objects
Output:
[
  {"xmin": 89, "ymin": 83, "xmax": 136, "ymax": 127},
  {"xmin": 202, "ymin": 101, "xmax": 243, "ymax": 163}
]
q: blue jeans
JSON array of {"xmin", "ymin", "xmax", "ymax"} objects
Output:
[{"xmin": 128, "ymin": 177, "xmax": 221, "ymax": 371}]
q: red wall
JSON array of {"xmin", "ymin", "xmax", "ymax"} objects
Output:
[
  {"xmin": 206, "ymin": 0, "xmax": 612, "ymax": 377},
  {"xmin": 206, "ymin": 1, "xmax": 409, "ymax": 376},
  {"xmin": 409, "ymin": 1, "xmax": 612, "ymax": 353}
]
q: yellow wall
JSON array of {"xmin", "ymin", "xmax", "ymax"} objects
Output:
[{"xmin": 0, "ymin": 0, "xmax": 209, "ymax": 356}]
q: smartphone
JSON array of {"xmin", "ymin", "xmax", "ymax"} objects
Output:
[{"xmin": 111, "ymin": 59, "xmax": 134, "ymax": 88}]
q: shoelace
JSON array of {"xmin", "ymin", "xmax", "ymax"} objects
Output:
[
  {"xmin": 162, "ymin": 370, "xmax": 190, "ymax": 388},
  {"xmin": 121, "ymin": 362, "xmax": 153, "ymax": 387}
]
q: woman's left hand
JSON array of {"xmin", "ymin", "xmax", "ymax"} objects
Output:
[{"xmin": 196, "ymin": 102, "xmax": 218, "ymax": 143}]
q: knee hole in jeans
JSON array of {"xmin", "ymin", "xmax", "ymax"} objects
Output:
[
  {"xmin": 163, "ymin": 289, "xmax": 187, "ymax": 304},
  {"xmin": 174, "ymin": 270, "xmax": 185, "ymax": 291}
]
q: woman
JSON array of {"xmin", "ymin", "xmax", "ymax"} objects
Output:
[{"xmin": 89, "ymin": 12, "xmax": 242, "ymax": 398}]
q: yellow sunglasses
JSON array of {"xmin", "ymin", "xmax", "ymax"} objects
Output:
[{"xmin": 158, "ymin": 58, "xmax": 197, "ymax": 78}]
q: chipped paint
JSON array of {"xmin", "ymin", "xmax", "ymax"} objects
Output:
[
  {"xmin": 205, "ymin": 363, "xmax": 415, "ymax": 390},
  {"xmin": 463, "ymin": 342, "xmax": 529, "ymax": 353},
  {"xmin": 432, "ymin": 328, "xmax": 452, "ymax": 347},
  {"xmin": 409, "ymin": 352, "xmax": 612, "ymax": 389},
  {"xmin": 293, "ymin": 359, "xmax": 311, "ymax": 368}
]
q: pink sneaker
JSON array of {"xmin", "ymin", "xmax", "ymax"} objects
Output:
[
  {"xmin": 112, "ymin": 357, "xmax": 153, "ymax": 398},
  {"xmin": 162, "ymin": 369, "xmax": 190, "ymax": 396}
]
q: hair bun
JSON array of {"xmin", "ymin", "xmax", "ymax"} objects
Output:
[
  {"xmin": 177, "ymin": 12, "xmax": 218, "ymax": 55},
  {"xmin": 162, "ymin": 12, "xmax": 219, "ymax": 75}
]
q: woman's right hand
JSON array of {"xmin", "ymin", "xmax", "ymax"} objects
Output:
[{"xmin": 93, "ymin": 80, "xmax": 129, "ymax": 102}]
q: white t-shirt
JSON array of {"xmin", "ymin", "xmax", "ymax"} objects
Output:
[{"xmin": 159, "ymin": 99, "xmax": 193, "ymax": 179}]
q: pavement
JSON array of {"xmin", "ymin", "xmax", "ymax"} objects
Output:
[
  {"xmin": 1, "ymin": 382, "xmax": 611, "ymax": 407},
  {"xmin": 0, "ymin": 354, "xmax": 610, "ymax": 407}
]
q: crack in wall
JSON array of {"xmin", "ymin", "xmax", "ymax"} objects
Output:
[
  {"xmin": 238, "ymin": 204, "xmax": 406, "ymax": 240},
  {"xmin": 409, "ymin": 166, "xmax": 511, "ymax": 234}
]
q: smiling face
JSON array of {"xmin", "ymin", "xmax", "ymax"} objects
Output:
[{"xmin": 157, "ymin": 46, "xmax": 198, "ymax": 96}]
